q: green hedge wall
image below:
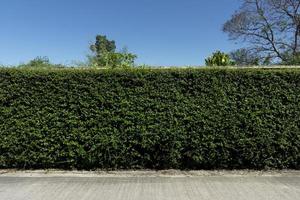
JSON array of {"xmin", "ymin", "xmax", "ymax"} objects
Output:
[{"xmin": 0, "ymin": 68, "xmax": 299, "ymax": 169}]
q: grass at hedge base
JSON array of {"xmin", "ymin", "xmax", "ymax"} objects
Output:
[{"xmin": 0, "ymin": 68, "xmax": 299, "ymax": 170}]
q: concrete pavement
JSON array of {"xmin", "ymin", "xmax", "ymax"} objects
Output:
[{"xmin": 0, "ymin": 170, "xmax": 299, "ymax": 200}]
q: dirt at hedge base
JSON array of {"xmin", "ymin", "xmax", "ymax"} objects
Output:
[{"xmin": 1, "ymin": 169, "xmax": 299, "ymax": 177}]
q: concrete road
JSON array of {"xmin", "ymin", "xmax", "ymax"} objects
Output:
[{"xmin": 0, "ymin": 171, "xmax": 300, "ymax": 200}]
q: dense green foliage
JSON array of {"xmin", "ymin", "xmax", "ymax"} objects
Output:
[
  {"xmin": 205, "ymin": 51, "xmax": 235, "ymax": 66},
  {"xmin": 0, "ymin": 68, "xmax": 299, "ymax": 170}
]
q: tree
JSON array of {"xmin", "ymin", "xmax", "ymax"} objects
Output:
[
  {"xmin": 89, "ymin": 35, "xmax": 136, "ymax": 68},
  {"xmin": 223, "ymin": 0, "xmax": 300, "ymax": 64},
  {"xmin": 90, "ymin": 35, "xmax": 116, "ymax": 66},
  {"xmin": 27, "ymin": 56, "xmax": 51, "ymax": 67},
  {"xmin": 281, "ymin": 52, "xmax": 300, "ymax": 64},
  {"xmin": 230, "ymin": 48, "xmax": 260, "ymax": 66},
  {"xmin": 116, "ymin": 47, "xmax": 137, "ymax": 67},
  {"xmin": 19, "ymin": 56, "xmax": 64, "ymax": 68},
  {"xmin": 205, "ymin": 51, "xmax": 235, "ymax": 66}
]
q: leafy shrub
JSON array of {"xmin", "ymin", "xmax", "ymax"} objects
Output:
[
  {"xmin": 89, "ymin": 50, "xmax": 137, "ymax": 69},
  {"xmin": 205, "ymin": 51, "xmax": 235, "ymax": 66},
  {"xmin": 0, "ymin": 68, "xmax": 299, "ymax": 170}
]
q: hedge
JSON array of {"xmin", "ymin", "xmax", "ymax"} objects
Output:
[{"xmin": 0, "ymin": 68, "xmax": 299, "ymax": 169}]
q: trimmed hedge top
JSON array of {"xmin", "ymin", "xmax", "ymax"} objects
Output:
[{"xmin": 0, "ymin": 68, "xmax": 299, "ymax": 169}]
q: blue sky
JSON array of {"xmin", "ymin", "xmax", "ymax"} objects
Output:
[{"xmin": 0, "ymin": 0, "xmax": 241, "ymax": 66}]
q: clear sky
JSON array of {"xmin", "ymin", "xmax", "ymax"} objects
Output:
[{"xmin": 0, "ymin": 0, "xmax": 241, "ymax": 66}]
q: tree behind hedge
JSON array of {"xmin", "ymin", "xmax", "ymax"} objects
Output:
[
  {"xmin": 205, "ymin": 51, "xmax": 235, "ymax": 66},
  {"xmin": 223, "ymin": 0, "xmax": 300, "ymax": 64},
  {"xmin": 89, "ymin": 35, "xmax": 137, "ymax": 68}
]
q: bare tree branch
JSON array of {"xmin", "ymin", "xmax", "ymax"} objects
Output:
[{"xmin": 223, "ymin": 0, "xmax": 300, "ymax": 62}]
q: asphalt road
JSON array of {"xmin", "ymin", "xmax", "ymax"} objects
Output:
[{"xmin": 0, "ymin": 171, "xmax": 300, "ymax": 200}]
